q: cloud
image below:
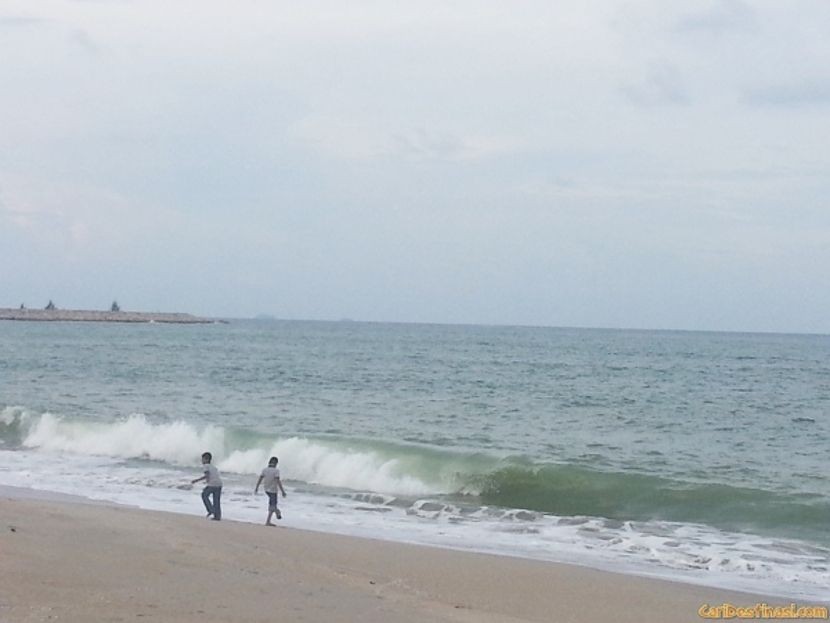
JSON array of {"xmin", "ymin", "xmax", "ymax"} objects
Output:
[
  {"xmin": 741, "ymin": 81, "xmax": 830, "ymax": 108},
  {"xmin": 391, "ymin": 129, "xmax": 521, "ymax": 162},
  {"xmin": 0, "ymin": 14, "xmax": 98, "ymax": 55},
  {"xmin": 293, "ymin": 116, "xmax": 521, "ymax": 162},
  {"xmin": 291, "ymin": 117, "xmax": 389, "ymax": 160},
  {"xmin": 0, "ymin": 174, "xmax": 168, "ymax": 262},
  {"xmin": 0, "ymin": 16, "xmax": 51, "ymax": 27},
  {"xmin": 69, "ymin": 29, "xmax": 100, "ymax": 55},
  {"xmin": 1, "ymin": 0, "xmax": 829, "ymax": 330},
  {"xmin": 620, "ymin": 64, "xmax": 690, "ymax": 107},
  {"xmin": 674, "ymin": 0, "xmax": 757, "ymax": 35}
]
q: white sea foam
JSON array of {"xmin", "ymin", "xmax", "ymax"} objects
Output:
[
  {"xmin": 1, "ymin": 445, "xmax": 828, "ymax": 603},
  {"xmin": 16, "ymin": 412, "xmax": 442, "ymax": 496},
  {"xmin": 235, "ymin": 437, "xmax": 440, "ymax": 496},
  {"xmin": 1, "ymin": 405, "xmax": 30, "ymax": 426},
  {"xmin": 22, "ymin": 413, "xmax": 225, "ymax": 465}
]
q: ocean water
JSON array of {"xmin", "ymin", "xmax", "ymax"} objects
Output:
[{"xmin": 1, "ymin": 320, "xmax": 828, "ymax": 600}]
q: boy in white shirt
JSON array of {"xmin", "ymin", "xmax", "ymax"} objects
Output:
[
  {"xmin": 191, "ymin": 452, "xmax": 223, "ymax": 521},
  {"xmin": 254, "ymin": 456, "xmax": 287, "ymax": 525}
]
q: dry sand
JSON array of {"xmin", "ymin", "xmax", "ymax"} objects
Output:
[{"xmin": 0, "ymin": 494, "xmax": 794, "ymax": 623}]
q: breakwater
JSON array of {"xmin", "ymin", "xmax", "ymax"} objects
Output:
[{"xmin": 0, "ymin": 308, "xmax": 222, "ymax": 324}]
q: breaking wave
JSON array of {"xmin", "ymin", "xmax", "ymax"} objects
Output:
[{"xmin": 2, "ymin": 407, "xmax": 828, "ymax": 544}]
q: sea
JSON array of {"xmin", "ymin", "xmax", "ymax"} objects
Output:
[{"xmin": 1, "ymin": 320, "xmax": 828, "ymax": 601}]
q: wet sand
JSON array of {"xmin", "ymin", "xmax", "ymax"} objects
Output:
[{"xmin": 0, "ymin": 493, "xmax": 796, "ymax": 623}]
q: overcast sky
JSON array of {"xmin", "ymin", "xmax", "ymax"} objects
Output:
[{"xmin": 1, "ymin": 1, "xmax": 829, "ymax": 332}]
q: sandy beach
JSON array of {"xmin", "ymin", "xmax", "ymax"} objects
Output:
[{"xmin": 1, "ymin": 492, "xmax": 805, "ymax": 623}]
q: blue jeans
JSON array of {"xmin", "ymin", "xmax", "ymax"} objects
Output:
[
  {"xmin": 267, "ymin": 492, "xmax": 278, "ymax": 510},
  {"xmin": 201, "ymin": 486, "xmax": 222, "ymax": 519}
]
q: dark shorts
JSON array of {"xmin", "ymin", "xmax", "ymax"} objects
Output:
[{"xmin": 267, "ymin": 492, "xmax": 278, "ymax": 509}]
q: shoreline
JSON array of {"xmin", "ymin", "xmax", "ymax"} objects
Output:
[
  {"xmin": 0, "ymin": 308, "xmax": 223, "ymax": 324},
  {"xmin": 2, "ymin": 489, "xmax": 823, "ymax": 623},
  {"xmin": 2, "ymin": 481, "xmax": 827, "ymax": 606}
]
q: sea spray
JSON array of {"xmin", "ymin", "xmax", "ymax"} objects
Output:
[
  {"xmin": 21, "ymin": 413, "xmax": 226, "ymax": 465},
  {"xmin": 0, "ymin": 406, "xmax": 32, "ymax": 446},
  {"xmin": 222, "ymin": 437, "xmax": 438, "ymax": 496},
  {"xmin": 5, "ymin": 409, "xmax": 490, "ymax": 494}
]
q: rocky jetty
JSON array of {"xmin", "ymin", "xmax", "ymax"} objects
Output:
[{"xmin": 0, "ymin": 308, "xmax": 222, "ymax": 324}]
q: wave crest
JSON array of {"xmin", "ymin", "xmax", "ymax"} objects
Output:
[
  {"xmin": 23, "ymin": 413, "xmax": 226, "ymax": 465},
  {"xmin": 7, "ymin": 409, "xmax": 451, "ymax": 496}
]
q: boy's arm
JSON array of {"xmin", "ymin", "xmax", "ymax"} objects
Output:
[
  {"xmin": 191, "ymin": 475, "xmax": 206, "ymax": 484},
  {"xmin": 277, "ymin": 477, "xmax": 287, "ymax": 497},
  {"xmin": 254, "ymin": 475, "xmax": 263, "ymax": 493}
]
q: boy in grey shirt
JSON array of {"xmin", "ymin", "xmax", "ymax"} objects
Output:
[
  {"xmin": 192, "ymin": 452, "xmax": 222, "ymax": 521},
  {"xmin": 254, "ymin": 456, "xmax": 286, "ymax": 525}
]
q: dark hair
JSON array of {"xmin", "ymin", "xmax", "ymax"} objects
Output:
[
  {"xmin": 202, "ymin": 452, "xmax": 212, "ymax": 462},
  {"xmin": 268, "ymin": 456, "xmax": 278, "ymax": 465}
]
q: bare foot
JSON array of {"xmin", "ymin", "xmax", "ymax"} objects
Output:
[{"xmin": 265, "ymin": 522, "xmax": 276, "ymax": 527}]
